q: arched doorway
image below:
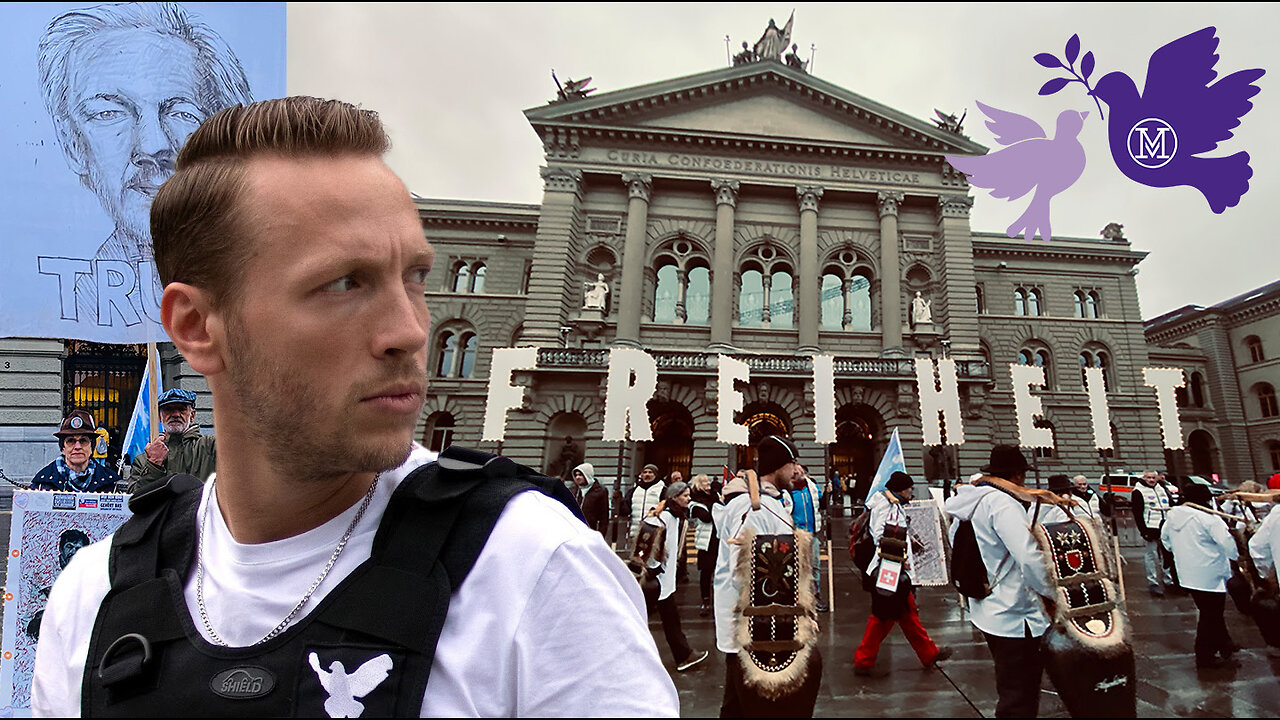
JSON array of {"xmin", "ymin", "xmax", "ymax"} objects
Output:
[
  {"xmin": 644, "ymin": 401, "xmax": 694, "ymax": 480},
  {"xmin": 1187, "ymin": 429, "xmax": 1217, "ymax": 477},
  {"xmin": 735, "ymin": 402, "xmax": 792, "ymax": 471},
  {"xmin": 831, "ymin": 404, "xmax": 880, "ymax": 502},
  {"xmin": 543, "ymin": 411, "xmax": 587, "ymax": 481}
]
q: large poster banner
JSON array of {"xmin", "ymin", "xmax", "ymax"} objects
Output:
[
  {"xmin": 0, "ymin": 490, "xmax": 132, "ymax": 716},
  {"xmin": 0, "ymin": 2, "xmax": 285, "ymax": 344},
  {"xmin": 904, "ymin": 498, "xmax": 949, "ymax": 587}
]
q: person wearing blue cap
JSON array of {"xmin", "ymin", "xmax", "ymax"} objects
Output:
[{"xmin": 127, "ymin": 387, "xmax": 217, "ymax": 492}]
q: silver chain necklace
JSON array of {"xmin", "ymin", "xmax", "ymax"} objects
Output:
[{"xmin": 196, "ymin": 475, "xmax": 380, "ymax": 647}]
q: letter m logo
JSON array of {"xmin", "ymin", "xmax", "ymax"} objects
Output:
[{"xmin": 1128, "ymin": 118, "xmax": 1178, "ymax": 169}]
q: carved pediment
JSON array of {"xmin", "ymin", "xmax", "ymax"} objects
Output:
[{"xmin": 525, "ymin": 62, "xmax": 986, "ymax": 157}]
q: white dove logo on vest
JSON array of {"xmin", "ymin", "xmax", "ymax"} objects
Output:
[{"xmin": 307, "ymin": 652, "xmax": 394, "ymax": 718}]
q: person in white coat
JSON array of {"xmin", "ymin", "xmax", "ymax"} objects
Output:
[
  {"xmin": 713, "ymin": 436, "xmax": 821, "ymax": 717},
  {"xmin": 1162, "ymin": 483, "xmax": 1239, "ymax": 669},
  {"xmin": 1248, "ymin": 504, "xmax": 1280, "ymax": 657},
  {"xmin": 647, "ymin": 481, "xmax": 709, "ymax": 673},
  {"xmin": 945, "ymin": 446, "xmax": 1055, "ymax": 718}
]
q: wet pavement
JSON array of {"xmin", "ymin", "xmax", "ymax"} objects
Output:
[{"xmin": 653, "ymin": 516, "xmax": 1280, "ymax": 718}]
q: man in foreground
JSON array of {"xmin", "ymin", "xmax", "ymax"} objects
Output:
[
  {"xmin": 945, "ymin": 445, "xmax": 1054, "ymax": 718},
  {"xmin": 32, "ymin": 96, "xmax": 676, "ymax": 716},
  {"xmin": 128, "ymin": 387, "xmax": 217, "ymax": 491}
]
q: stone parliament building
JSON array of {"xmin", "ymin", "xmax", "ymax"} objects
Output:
[
  {"xmin": 4, "ymin": 49, "xmax": 1241, "ymax": 493},
  {"xmin": 413, "ymin": 56, "xmax": 1172, "ymax": 497}
]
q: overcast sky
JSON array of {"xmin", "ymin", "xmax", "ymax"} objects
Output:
[{"xmin": 288, "ymin": 3, "xmax": 1277, "ymax": 320}]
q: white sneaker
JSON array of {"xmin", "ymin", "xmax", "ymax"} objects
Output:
[{"xmin": 677, "ymin": 650, "xmax": 709, "ymax": 672}]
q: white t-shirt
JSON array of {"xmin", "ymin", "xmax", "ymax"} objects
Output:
[{"xmin": 32, "ymin": 445, "xmax": 678, "ymax": 717}]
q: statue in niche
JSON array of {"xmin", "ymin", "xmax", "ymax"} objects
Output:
[
  {"xmin": 583, "ymin": 273, "xmax": 609, "ymax": 311},
  {"xmin": 911, "ymin": 291, "xmax": 932, "ymax": 327}
]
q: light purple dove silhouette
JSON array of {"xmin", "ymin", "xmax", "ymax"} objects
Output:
[{"xmin": 946, "ymin": 101, "xmax": 1089, "ymax": 241}]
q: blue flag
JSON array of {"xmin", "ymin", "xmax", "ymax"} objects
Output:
[
  {"xmin": 866, "ymin": 428, "xmax": 906, "ymax": 497},
  {"xmin": 120, "ymin": 357, "xmax": 156, "ymax": 470}
]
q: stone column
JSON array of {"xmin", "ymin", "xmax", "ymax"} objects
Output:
[
  {"xmin": 796, "ymin": 186, "xmax": 823, "ymax": 352},
  {"xmin": 842, "ymin": 277, "xmax": 854, "ymax": 330},
  {"xmin": 761, "ymin": 273, "xmax": 773, "ymax": 326},
  {"xmin": 615, "ymin": 173, "xmax": 652, "ymax": 346},
  {"xmin": 877, "ymin": 191, "xmax": 904, "ymax": 352},
  {"xmin": 935, "ymin": 194, "xmax": 979, "ymax": 354},
  {"xmin": 674, "ymin": 268, "xmax": 688, "ymax": 323},
  {"xmin": 524, "ymin": 167, "xmax": 583, "ymax": 344},
  {"xmin": 710, "ymin": 179, "xmax": 739, "ymax": 349}
]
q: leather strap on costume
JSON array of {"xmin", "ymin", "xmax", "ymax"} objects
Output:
[
  {"xmin": 1033, "ymin": 516, "xmax": 1136, "ymax": 718},
  {"xmin": 83, "ymin": 447, "xmax": 578, "ymax": 717}
]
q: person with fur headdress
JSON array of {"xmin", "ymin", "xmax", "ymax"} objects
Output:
[{"xmin": 713, "ymin": 436, "xmax": 821, "ymax": 717}]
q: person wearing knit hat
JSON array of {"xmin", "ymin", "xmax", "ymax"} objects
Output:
[
  {"xmin": 571, "ymin": 462, "xmax": 609, "ymax": 537},
  {"xmin": 646, "ymin": 481, "xmax": 708, "ymax": 672},
  {"xmin": 715, "ymin": 435, "xmax": 822, "ymax": 716},
  {"xmin": 30, "ymin": 410, "xmax": 121, "ymax": 492},
  {"xmin": 854, "ymin": 471, "xmax": 950, "ymax": 676},
  {"xmin": 1161, "ymin": 482, "xmax": 1240, "ymax": 668},
  {"xmin": 944, "ymin": 445, "xmax": 1055, "ymax": 717}
]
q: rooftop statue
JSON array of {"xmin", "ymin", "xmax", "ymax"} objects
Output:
[{"xmin": 551, "ymin": 70, "xmax": 595, "ymax": 103}]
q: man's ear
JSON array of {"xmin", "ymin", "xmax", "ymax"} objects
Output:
[{"xmin": 161, "ymin": 283, "xmax": 226, "ymax": 376}]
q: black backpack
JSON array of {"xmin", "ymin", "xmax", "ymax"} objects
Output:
[
  {"xmin": 847, "ymin": 507, "xmax": 875, "ymax": 575},
  {"xmin": 950, "ymin": 518, "xmax": 991, "ymax": 599}
]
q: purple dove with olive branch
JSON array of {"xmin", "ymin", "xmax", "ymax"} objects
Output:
[
  {"xmin": 946, "ymin": 103, "xmax": 1089, "ymax": 242},
  {"xmin": 1038, "ymin": 29, "xmax": 1264, "ymax": 213}
]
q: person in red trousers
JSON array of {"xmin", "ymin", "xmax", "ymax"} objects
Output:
[{"xmin": 854, "ymin": 471, "xmax": 951, "ymax": 675}]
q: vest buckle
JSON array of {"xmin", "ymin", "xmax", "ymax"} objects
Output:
[{"xmin": 98, "ymin": 633, "xmax": 154, "ymax": 688}]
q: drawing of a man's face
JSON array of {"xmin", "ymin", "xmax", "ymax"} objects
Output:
[{"xmin": 57, "ymin": 28, "xmax": 204, "ymax": 245}]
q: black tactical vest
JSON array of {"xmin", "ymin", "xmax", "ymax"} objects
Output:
[{"xmin": 82, "ymin": 446, "xmax": 582, "ymax": 717}]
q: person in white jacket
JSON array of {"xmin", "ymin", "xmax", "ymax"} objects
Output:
[
  {"xmin": 945, "ymin": 446, "xmax": 1054, "ymax": 718},
  {"xmin": 647, "ymin": 481, "xmax": 709, "ymax": 673},
  {"xmin": 1248, "ymin": 505, "xmax": 1280, "ymax": 657},
  {"xmin": 1162, "ymin": 483, "xmax": 1239, "ymax": 669}
]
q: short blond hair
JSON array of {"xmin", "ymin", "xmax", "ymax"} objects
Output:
[
  {"xmin": 151, "ymin": 97, "xmax": 390, "ymax": 308},
  {"xmin": 691, "ymin": 474, "xmax": 711, "ymax": 492}
]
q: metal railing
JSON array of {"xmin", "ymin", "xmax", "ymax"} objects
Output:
[{"xmin": 537, "ymin": 347, "xmax": 990, "ymax": 379}]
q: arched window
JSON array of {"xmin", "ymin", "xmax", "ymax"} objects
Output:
[
  {"xmin": 1175, "ymin": 386, "xmax": 1189, "ymax": 407},
  {"xmin": 1073, "ymin": 291, "xmax": 1086, "ymax": 318},
  {"xmin": 653, "ymin": 263, "xmax": 679, "ymax": 323},
  {"xmin": 435, "ymin": 332, "xmax": 458, "ymax": 377},
  {"xmin": 821, "ymin": 273, "xmax": 843, "ymax": 330},
  {"xmin": 769, "ymin": 270, "xmax": 794, "ymax": 328},
  {"xmin": 1246, "ymin": 335, "xmax": 1265, "ymax": 363},
  {"xmin": 1018, "ymin": 345, "xmax": 1052, "ymax": 389},
  {"xmin": 686, "ymin": 266, "xmax": 710, "ymax": 324},
  {"xmin": 424, "ymin": 412, "xmax": 456, "ymax": 452},
  {"xmin": 1014, "ymin": 288, "xmax": 1028, "ymax": 316},
  {"xmin": 470, "ymin": 263, "xmax": 486, "ymax": 293},
  {"xmin": 459, "ymin": 333, "xmax": 478, "ymax": 378},
  {"xmin": 849, "ymin": 274, "xmax": 872, "ymax": 331},
  {"xmin": 1079, "ymin": 347, "xmax": 1111, "ymax": 391},
  {"xmin": 451, "ymin": 263, "xmax": 470, "ymax": 293},
  {"xmin": 1027, "ymin": 288, "xmax": 1042, "ymax": 316},
  {"xmin": 1270, "ymin": 442, "xmax": 1280, "ymax": 471},
  {"xmin": 1258, "ymin": 383, "xmax": 1279, "ymax": 418},
  {"xmin": 434, "ymin": 328, "xmax": 478, "ymax": 378},
  {"xmin": 1190, "ymin": 372, "xmax": 1207, "ymax": 408},
  {"xmin": 976, "ymin": 284, "xmax": 986, "ymax": 314},
  {"xmin": 739, "ymin": 269, "xmax": 764, "ymax": 326},
  {"xmin": 1086, "ymin": 291, "xmax": 1100, "ymax": 318}
]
